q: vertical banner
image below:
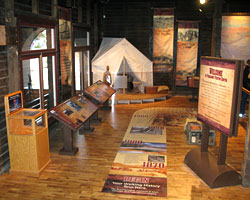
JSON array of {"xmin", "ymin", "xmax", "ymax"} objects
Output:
[
  {"xmin": 153, "ymin": 9, "xmax": 174, "ymax": 86},
  {"xmin": 221, "ymin": 15, "xmax": 250, "ymax": 62},
  {"xmin": 59, "ymin": 8, "xmax": 72, "ymax": 100},
  {"xmin": 176, "ymin": 21, "xmax": 199, "ymax": 86}
]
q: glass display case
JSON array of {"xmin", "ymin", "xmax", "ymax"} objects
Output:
[{"xmin": 4, "ymin": 91, "xmax": 50, "ymax": 177}]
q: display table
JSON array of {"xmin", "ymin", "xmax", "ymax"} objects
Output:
[{"xmin": 5, "ymin": 91, "xmax": 50, "ymax": 177}]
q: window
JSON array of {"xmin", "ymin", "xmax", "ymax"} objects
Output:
[{"xmin": 19, "ymin": 16, "xmax": 57, "ymax": 109}]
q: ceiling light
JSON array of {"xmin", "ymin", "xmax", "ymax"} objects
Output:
[{"xmin": 200, "ymin": 0, "xmax": 206, "ymax": 4}]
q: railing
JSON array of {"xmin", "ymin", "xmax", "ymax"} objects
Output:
[{"xmin": 24, "ymin": 93, "xmax": 50, "ymax": 109}]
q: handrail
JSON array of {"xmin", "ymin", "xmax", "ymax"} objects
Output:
[{"xmin": 242, "ymin": 87, "xmax": 250, "ymax": 95}]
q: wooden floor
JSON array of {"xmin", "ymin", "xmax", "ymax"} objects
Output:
[{"xmin": 0, "ymin": 95, "xmax": 250, "ymax": 199}]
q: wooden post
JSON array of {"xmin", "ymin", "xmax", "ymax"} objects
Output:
[
  {"xmin": 201, "ymin": 123, "xmax": 209, "ymax": 152},
  {"xmin": 32, "ymin": 0, "xmax": 39, "ymax": 14},
  {"xmin": 217, "ymin": 133, "xmax": 228, "ymax": 165},
  {"xmin": 123, "ymin": 57, "xmax": 125, "ymax": 94},
  {"xmin": 211, "ymin": 0, "xmax": 223, "ymax": 57},
  {"xmin": 242, "ymin": 100, "xmax": 250, "ymax": 186},
  {"xmin": 39, "ymin": 54, "xmax": 44, "ymax": 109}
]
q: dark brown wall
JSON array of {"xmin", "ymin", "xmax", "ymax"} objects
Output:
[
  {"xmin": 0, "ymin": 0, "xmax": 9, "ymax": 173},
  {"xmin": 98, "ymin": 0, "xmax": 250, "ymax": 86}
]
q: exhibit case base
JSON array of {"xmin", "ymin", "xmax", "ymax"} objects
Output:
[
  {"xmin": 184, "ymin": 148, "xmax": 242, "ymax": 188},
  {"xmin": 9, "ymin": 159, "xmax": 51, "ymax": 177}
]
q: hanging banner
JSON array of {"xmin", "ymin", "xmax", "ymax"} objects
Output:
[
  {"xmin": 221, "ymin": 14, "xmax": 250, "ymax": 62},
  {"xmin": 59, "ymin": 7, "xmax": 72, "ymax": 100},
  {"xmin": 153, "ymin": 9, "xmax": 174, "ymax": 73},
  {"xmin": 176, "ymin": 21, "xmax": 199, "ymax": 86}
]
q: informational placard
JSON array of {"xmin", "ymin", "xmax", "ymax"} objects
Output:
[
  {"xmin": 8, "ymin": 93, "xmax": 22, "ymax": 113},
  {"xmin": 197, "ymin": 57, "xmax": 243, "ymax": 137},
  {"xmin": 49, "ymin": 94, "xmax": 98, "ymax": 131},
  {"xmin": 83, "ymin": 80, "xmax": 116, "ymax": 105}
]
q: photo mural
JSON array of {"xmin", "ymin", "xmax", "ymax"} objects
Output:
[
  {"xmin": 221, "ymin": 15, "xmax": 250, "ymax": 62},
  {"xmin": 176, "ymin": 21, "xmax": 199, "ymax": 86}
]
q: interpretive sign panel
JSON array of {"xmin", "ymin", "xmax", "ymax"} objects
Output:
[
  {"xmin": 83, "ymin": 80, "xmax": 116, "ymax": 105},
  {"xmin": 49, "ymin": 94, "xmax": 98, "ymax": 131},
  {"xmin": 102, "ymin": 174, "xmax": 167, "ymax": 197},
  {"xmin": 6, "ymin": 91, "xmax": 23, "ymax": 114},
  {"xmin": 197, "ymin": 57, "xmax": 243, "ymax": 137}
]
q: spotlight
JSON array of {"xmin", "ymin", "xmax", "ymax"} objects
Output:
[
  {"xmin": 198, "ymin": 8, "xmax": 203, "ymax": 12},
  {"xmin": 200, "ymin": 0, "xmax": 206, "ymax": 4}
]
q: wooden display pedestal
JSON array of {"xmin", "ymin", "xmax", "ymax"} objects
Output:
[
  {"xmin": 185, "ymin": 124, "xmax": 241, "ymax": 188},
  {"xmin": 5, "ymin": 91, "xmax": 50, "ymax": 177}
]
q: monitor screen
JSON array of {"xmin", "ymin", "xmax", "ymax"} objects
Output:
[{"xmin": 8, "ymin": 93, "xmax": 22, "ymax": 113}]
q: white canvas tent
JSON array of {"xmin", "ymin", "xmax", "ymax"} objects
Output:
[{"xmin": 92, "ymin": 38, "xmax": 153, "ymax": 90}]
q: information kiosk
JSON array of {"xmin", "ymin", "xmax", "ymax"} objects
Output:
[{"xmin": 4, "ymin": 91, "xmax": 50, "ymax": 177}]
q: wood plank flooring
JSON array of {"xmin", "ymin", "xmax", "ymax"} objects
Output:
[{"xmin": 0, "ymin": 95, "xmax": 250, "ymax": 199}]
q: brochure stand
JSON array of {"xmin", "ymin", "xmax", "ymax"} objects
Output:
[
  {"xmin": 4, "ymin": 91, "xmax": 50, "ymax": 177},
  {"xmin": 49, "ymin": 94, "xmax": 99, "ymax": 155}
]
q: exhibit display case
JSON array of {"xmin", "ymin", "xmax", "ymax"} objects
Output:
[{"xmin": 5, "ymin": 91, "xmax": 50, "ymax": 177}]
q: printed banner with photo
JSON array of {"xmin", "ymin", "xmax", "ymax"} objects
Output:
[
  {"xmin": 59, "ymin": 18, "xmax": 72, "ymax": 101},
  {"xmin": 221, "ymin": 15, "xmax": 250, "ymax": 62},
  {"xmin": 176, "ymin": 21, "xmax": 199, "ymax": 86},
  {"xmin": 153, "ymin": 9, "xmax": 174, "ymax": 73},
  {"xmin": 102, "ymin": 108, "xmax": 167, "ymax": 197}
]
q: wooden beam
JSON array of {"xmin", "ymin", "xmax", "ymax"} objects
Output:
[{"xmin": 32, "ymin": 0, "xmax": 39, "ymax": 14}]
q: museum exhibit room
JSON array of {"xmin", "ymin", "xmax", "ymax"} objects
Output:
[{"xmin": 0, "ymin": 0, "xmax": 250, "ymax": 199}]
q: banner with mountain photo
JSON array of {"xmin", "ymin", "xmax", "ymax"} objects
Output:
[
  {"xmin": 221, "ymin": 15, "xmax": 250, "ymax": 62},
  {"xmin": 176, "ymin": 21, "xmax": 199, "ymax": 86},
  {"xmin": 153, "ymin": 8, "xmax": 174, "ymax": 73}
]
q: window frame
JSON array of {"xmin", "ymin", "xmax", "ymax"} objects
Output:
[{"xmin": 18, "ymin": 15, "xmax": 59, "ymax": 107}]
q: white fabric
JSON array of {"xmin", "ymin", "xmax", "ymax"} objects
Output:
[{"xmin": 92, "ymin": 38, "xmax": 153, "ymax": 87}]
